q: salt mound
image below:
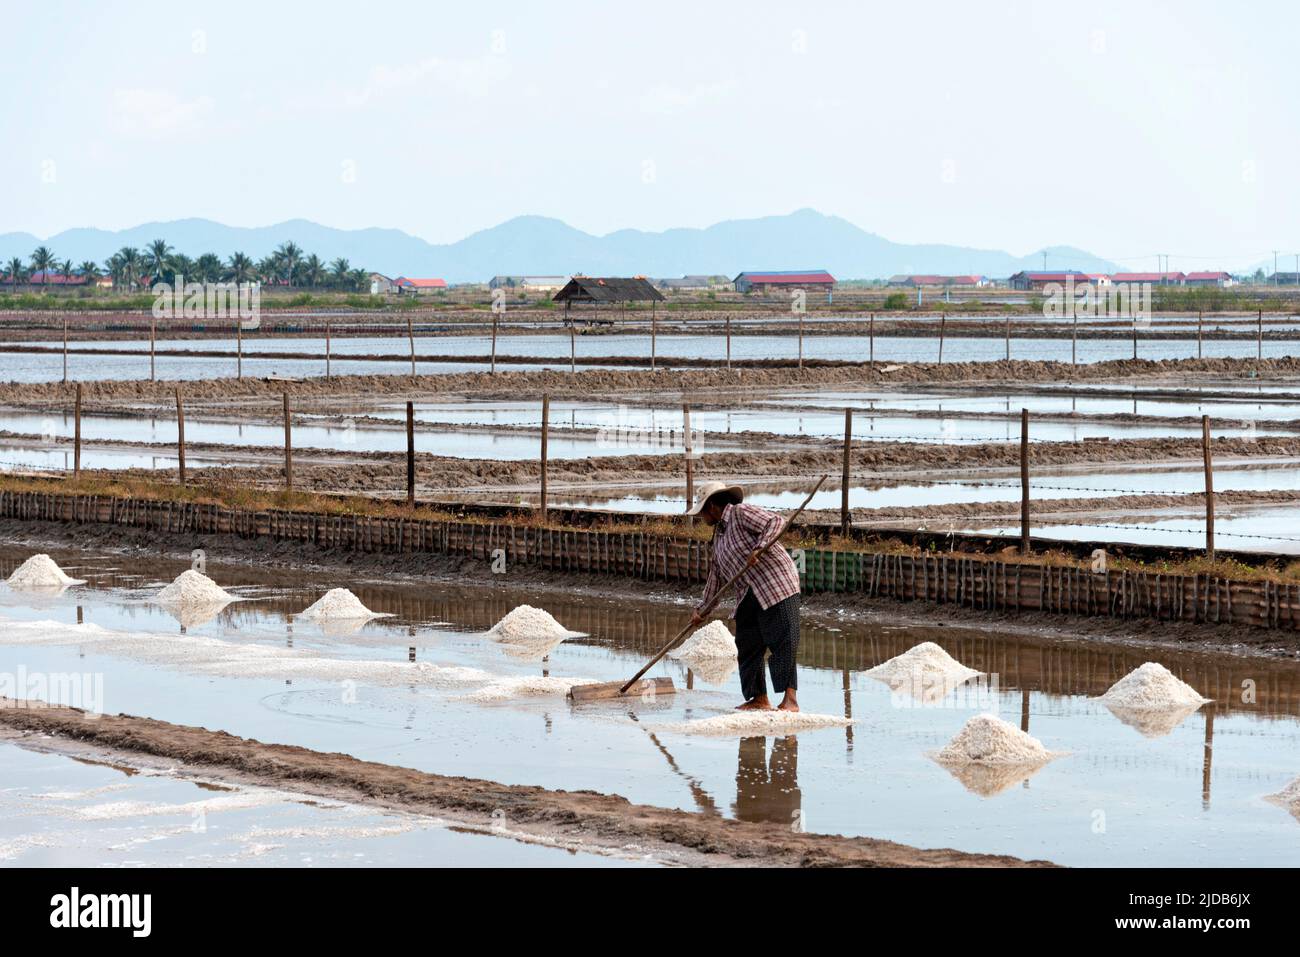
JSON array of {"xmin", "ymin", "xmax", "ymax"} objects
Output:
[
  {"xmin": 866, "ymin": 641, "xmax": 982, "ymax": 704},
  {"xmin": 487, "ymin": 605, "xmax": 583, "ymax": 643},
  {"xmin": 298, "ymin": 588, "xmax": 385, "ymax": 621},
  {"xmin": 6, "ymin": 554, "xmax": 84, "ymax": 589},
  {"xmin": 1097, "ymin": 662, "xmax": 1209, "ymax": 711},
  {"xmin": 682, "ymin": 655, "xmax": 739, "ymax": 686},
  {"xmin": 1265, "ymin": 777, "xmax": 1300, "ymax": 823},
  {"xmin": 657, "ymin": 711, "xmax": 852, "ymax": 737},
  {"xmin": 460, "ymin": 675, "xmax": 597, "ymax": 703},
  {"xmin": 933, "ymin": 713, "xmax": 1060, "ymax": 765},
  {"xmin": 670, "ymin": 621, "xmax": 737, "ymax": 660},
  {"xmin": 155, "ymin": 569, "xmax": 236, "ymax": 606}
]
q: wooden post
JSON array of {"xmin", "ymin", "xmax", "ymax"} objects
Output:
[
  {"xmin": 798, "ymin": 313, "xmax": 804, "ymax": 369},
  {"xmin": 407, "ymin": 313, "xmax": 416, "ymax": 377},
  {"xmin": 491, "ymin": 312, "xmax": 498, "ymax": 374},
  {"xmin": 1197, "ymin": 309, "xmax": 1203, "ymax": 360},
  {"xmin": 1019, "ymin": 408, "xmax": 1030, "ymax": 554},
  {"xmin": 539, "ymin": 394, "xmax": 550, "ymax": 523},
  {"xmin": 1132, "ymin": 315, "xmax": 1137, "ymax": 360},
  {"xmin": 150, "ymin": 317, "xmax": 156, "ymax": 381},
  {"xmin": 869, "ymin": 312, "xmax": 875, "ymax": 369},
  {"xmin": 570, "ymin": 323, "xmax": 576, "ymax": 373},
  {"xmin": 725, "ymin": 316, "xmax": 732, "ymax": 369},
  {"xmin": 1202, "ymin": 414, "xmax": 1215, "ymax": 561},
  {"xmin": 1071, "ymin": 315, "xmax": 1077, "ymax": 366},
  {"xmin": 62, "ymin": 317, "xmax": 68, "ymax": 383},
  {"xmin": 1004, "ymin": 314, "xmax": 1010, "ymax": 361},
  {"xmin": 841, "ymin": 408, "xmax": 852, "ymax": 535},
  {"xmin": 1258, "ymin": 308, "xmax": 1263, "ymax": 360},
  {"xmin": 406, "ymin": 400, "xmax": 415, "ymax": 507},
  {"xmin": 683, "ymin": 403, "xmax": 695, "ymax": 512},
  {"xmin": 236, "ymin": 317, "xmax": 243, "ymax": 380},
  {"xmin": 938, "ymin": 312, "xmax": 946, "ymax": 363},
  {"xmin": 175, "ymin": 386, "xmax": 186, "ymax": 486},
  {"xmin": 650, "ymin": 302, "xmax": 657, "ymax": 372},
  {"xmin": 73, "ymin": 383, "xmax": 82, "ymax": 479},
  {"xmin": 325, "ymin": 319, "xmax": 331, "ymax": 378},
  {"xmin": 282, "ymin": 391, "xmax": 293, "ymax": 491}
]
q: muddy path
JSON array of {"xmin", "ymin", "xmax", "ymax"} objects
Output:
[
  {"xmin": 0, "ymin": 700, "xmax": 1052, "ymax": 867},
  {"xmin": 7, "ymin": 356, "xmax": 1300, "ymax": 407}
]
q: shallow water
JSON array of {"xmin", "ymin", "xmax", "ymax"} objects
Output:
[
  {"xmin": 0, "ymin": 742, "xmax": 650, "ymax": 867},
  {"xmin": 1, "ymin": 544, "xmax": 1298, "ymax": 866}
]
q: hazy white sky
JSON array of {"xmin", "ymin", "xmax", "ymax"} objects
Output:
[{"xmin": 4, "ymin": 0, "xmax": 1296, "ymax": 270}]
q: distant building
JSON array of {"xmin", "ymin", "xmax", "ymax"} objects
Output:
[
  {"xmin": 1184, "ymin": 271, "xmax": 1236, "ymax": 288},
  {"xmin": 887, "ymin": 274, "xmax": 990, "ymax": 288},
  {"xmin": 7, "ymin": 271, "xmax": 90, "ymax": 287},
  {"xmin": 657, "ymin": 275, "xmax": 732, "ymax": 291},
  {"xmin": 369, "ymin": 273, "xmax": 397, "ymax": 295},
  {"xmin": 488, "ymin": 275, "xmax": 569, "ymax": 291},
  {"xmin": 1084, "ymin": 274, "xmax": 1113, "ymax": 287},
  {"xmin": 552, "ymin": 275, "xmax": 665, "ymax": 324},
  {"xmin": 1267, "ymin": 272, "xmax": 1300, "ymax": 285},
  {"xmin": 394, "ymin": 276, "xmax": 447, "ymax": 294},
  {"xmin": 733, "ymin": 270, "xmax": 835, "ymax": 296},
  {"xmin": 1110, "ymin": 272, "xmax": 1185, "ymax": 286},
  {"xmin": 1008, "ymin": 271, "xmax": 1092, "ymax": 291}
]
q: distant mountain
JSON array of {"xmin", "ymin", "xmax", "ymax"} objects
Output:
[{"xmin": 0, "ymin": 209, "xmax": 1124, "ymax": 283}]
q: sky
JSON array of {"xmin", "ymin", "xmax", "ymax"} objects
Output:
[{"xmin": 3, "ymin": 0, "xmax": 1297, "ymax": 272}]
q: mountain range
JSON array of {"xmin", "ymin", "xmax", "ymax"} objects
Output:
[{"xmin": 0, "ymin": 209, "xmax": 1124, "ymax": 283}]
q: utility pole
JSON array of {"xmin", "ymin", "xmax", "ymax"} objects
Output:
[{"xmin": 1274, "ymin": 250, "xmax": 1280, "ymax": 285}]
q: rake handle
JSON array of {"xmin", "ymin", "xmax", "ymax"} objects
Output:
[{"xmin": 618, "ymin": 475, "xmax": 827, "ymax": 694}]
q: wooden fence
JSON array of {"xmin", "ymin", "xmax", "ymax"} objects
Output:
[{"xmin": 2, "ymin": 488, "xmax": 1296, "ymax": 632}]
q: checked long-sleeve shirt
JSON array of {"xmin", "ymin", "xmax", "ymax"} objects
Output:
[{"xmin": 695, "ymin": 502, "xmax": 801, "ymax": 618}]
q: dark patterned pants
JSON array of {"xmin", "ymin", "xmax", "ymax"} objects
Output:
[{"xmin": 734, "ymin": 590, "xmax": 800, "ymax": 701}]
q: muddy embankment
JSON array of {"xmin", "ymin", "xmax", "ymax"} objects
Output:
[
  {"xmin": 71, "ymin": 433, "xmax": 1300, "ymax": 495},
  {"xmin": 0, "ymin": 699, "xmax": 1052, "ymax": 867},
  {"xmin": 6, "ymin": 356, "xmax": 1300, "ymax": 406}
]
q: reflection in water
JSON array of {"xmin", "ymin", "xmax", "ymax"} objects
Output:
[
  {"xmin": 932, "ymin": 753, "xmax": 1054, "ymax": 799},
  {"xmin": 733, "ymin": 736, "xmax": 801, "ymax": 827}
]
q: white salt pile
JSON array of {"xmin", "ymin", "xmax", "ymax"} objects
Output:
[
  {"xmin": 866, "ymin": 641, "xmax": 982, "ymax": 704},
  {"xmin": 670, "ymin": 620, "xmax": 737, "ymax": 660},
  {"xmin": 297, "ymin": 588, "xmax": 387, "ymax": 621},
  {"xmin": 459, "ymin": 675, "xmax": 598, "ymax": 703},
  {"xmin": 657, "ymin": 711, "xmax": 852, "ymax": 737},
  {"xmin": 487, "ymin": 605, "xmax": 583, "ymax": 643},
  {"xmin": 155, "ymin": 569, "xmax": 236, "ymax": 606},
  {"xmin": 1097, "ymin": 662, "xmax": 1210, "ymax": 711},
  {"xmin": 933, "ymin": 713, "xmax": 1060, "ymax": 766},
  {"xmin": 6, "ymin": 554, "xmax": 84, "ymax": 589},
  {"xmin": 1265, "ymin": 777, "xmax": 1300, "ymax": 823},
  {"xmin": 681, "ymin": 655, "xmax": 739, "ymax": 686}
]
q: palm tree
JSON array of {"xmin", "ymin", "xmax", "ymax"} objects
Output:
[
  {"xmin": 78, "ymin": 261, "xmax": 100, "ymax": 285},
  {"xmin": 301, "ymin": 254, "xmax": 326, "ymax": 289},
  {"xmin": 5, "ymin": 257, "xmax": 25, "ymax": 291},
  {"xmin": 116, "ymin": 247, "xmax": 143, "ymax": 292},
  {"xmin": 60, "ymin": 259, "xmax": 74, "ymax": 282},
  {"xmin": 169, "ymin": 253, "xmax": 195, "ymax": 283},
  {"xmin": 146, "ymin": 239, "xmax": 172, "ymax": 282},
  {"xmin": 195, "ymin": 253, "xmax": 223, "ymax": 284},
  {"xmin": 330, "ymin": 257, "xmax": 352, "ymax": 289},
  {"xmin": 226, "ymin": 252, "xmax": 254, "ymax": 285},
  {"xmin": 256, "ymin": 256, "xmax": 278, "ymax": 285},
  {"xmin": 30, "ymin": 246, "xmax": 56, "ymax": 292},
  {"xmin": 349, "ymin": 268, "xmax": 368, "ymax": 292},
  {"xmin": 275, "ymin": 242, "xmax": 302, "ymax": 287}
]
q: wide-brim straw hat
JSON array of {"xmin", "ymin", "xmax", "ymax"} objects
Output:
[{"xmin": 685, "ymin": 481, "xmax": 744, "ymax": 516}]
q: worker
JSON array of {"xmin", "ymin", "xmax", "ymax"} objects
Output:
[{"xmin": 688, "ymin": 481, "xmax": 802, "ymax": 712}]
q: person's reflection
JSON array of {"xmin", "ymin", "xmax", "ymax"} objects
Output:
[{"xmin": 733, "ymin": 736, "xmax": 801, "ymax": 826}]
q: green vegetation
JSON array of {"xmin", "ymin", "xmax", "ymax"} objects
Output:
[{"xmin": 882, "ymin": 292, "xmax": 909, "ymax": 310}]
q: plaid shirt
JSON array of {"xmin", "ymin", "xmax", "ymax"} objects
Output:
[{"xmin": 696, "ymin": 502, "xmax": 801, "ymax": 618}]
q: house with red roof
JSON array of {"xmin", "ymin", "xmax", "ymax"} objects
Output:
[
  {"xmin": 1184, "ymin": 271, "xmax": 1236, "ymax": 288},
  {"xmin": 394, "ymin": 276, "xmax": 448, "ymax": 295},
  {"xmin": 1110, "ymin": 272, "xmax": 1185, "ymax": 286},
  {"xmin": 733, "ymin": 270, "xmax": 835, "ymax": 296}
]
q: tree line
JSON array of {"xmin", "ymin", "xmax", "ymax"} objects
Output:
[{"xmin": 3, "ymin": 240, "xmax": 372, "ymax": 293}]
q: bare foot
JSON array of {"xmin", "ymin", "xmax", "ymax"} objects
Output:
[
  {"xmin": 778, "ymin": 691, "xmax": 799, "ymax": 712},
  {"xmin": 736, "ymin": 696, "xmax": 774, "ymax": 711}
]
